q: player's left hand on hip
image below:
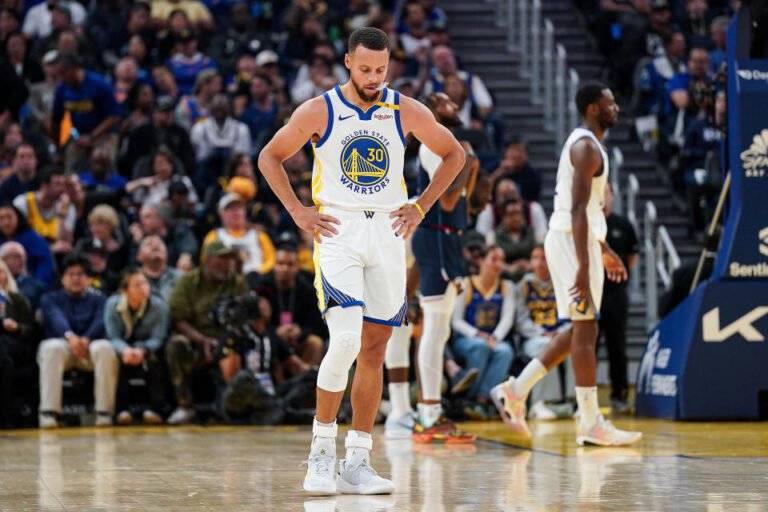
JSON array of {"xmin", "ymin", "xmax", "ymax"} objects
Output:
[{"xmin": 390, "ymin": 204, "xmax": 422, "ymax": 239}]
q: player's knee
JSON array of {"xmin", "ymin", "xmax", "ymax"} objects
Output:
[
  {"xmin": 359, "ymin": 339, "xmax": 387, "ymax": 367},
  {"xmin": 317, "ymin": 331, "xmax": 361, "ymax": 392}
]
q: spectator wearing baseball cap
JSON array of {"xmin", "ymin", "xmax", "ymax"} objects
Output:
[
  {"xmin": 200, "ymin": 192, "xmax": 276, "ymax": 277},
  {"xmin": 166, "ymin": 236, "xmax": 247, "ymax": 425}
]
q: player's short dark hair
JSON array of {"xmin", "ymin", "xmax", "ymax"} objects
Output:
[
  {"xmin": 61, "ymin": 253, "xmax": 92, "ymax": 277},
  {"xmin": 576, "ymin": 82, "xmax": 609, "ymax": 117},
  {"xmin": 39, "ymin": 165, "xmax": 66, "ymax": 185},
  {"xmin": 348, "ymin": 27, "xmax": 390, "ymax": 54}
]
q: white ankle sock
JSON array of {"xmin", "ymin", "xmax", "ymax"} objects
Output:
[
  {"xmin": 388, "ymin": 382, "xmax": 412, "ymax": 416},
  {"xmin": 417, "ymin": 403, "xmax": 442, "ymax": 429},
  {"xmin": 575, "ymin": 386, "xmax": 599, "ymax": 430},
  {"xmin": 514, "ymin": 358, "xmax": 548, "ymax": 397}
]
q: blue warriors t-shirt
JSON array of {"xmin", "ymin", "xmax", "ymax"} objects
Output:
[
  {"xmin": 464, "ymin": 277, "xmax": 505, "ymax": 334},
  {"xmin": 520, "ymin": 276, "xmax": 563, "ymax": 332},
  {"xmin": 52, "ymin": 71, "xmax": 121, "ymax": 135}
]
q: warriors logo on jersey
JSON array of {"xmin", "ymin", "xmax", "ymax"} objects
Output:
[
  {"xmin": 312, "ymin": 85, "xmax": 406, "ymax": 211},
  {"xmin": 340, "ymin": 135, "xmax": 390, "ymax": 191}
]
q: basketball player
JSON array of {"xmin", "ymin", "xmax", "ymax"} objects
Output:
[
  {"xmin": 383, "ymin": 92, "xmax": 479, "ymax": 442},
  {"xmin": 491, "ymin": 83, "xmax": 642, "ymax": 446},
  {"xmin": 258, "ymin": 28, "xmax": 465, "ymax": 495}
]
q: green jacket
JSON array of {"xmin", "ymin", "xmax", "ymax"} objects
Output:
[{"xmin": 168, "ymin": 268, "xmax": 247, "ymax": 338}]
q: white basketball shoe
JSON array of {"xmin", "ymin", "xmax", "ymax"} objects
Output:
[
  {"xmin": 304, "ymin": 420, "xmax": 339, "ymax": 495},
  {"xmin": 576, "ymin": 415, "xmax": 643, "ymax": 447},
  {"xmin": 384, "ymin": 410, "xmax": 415, "ymax": 440},
  {"xmin": 490, "ymin": 377, "xmax": 531, "ymax": 438},
  {"xmin": 336, "ymin": 431, "xmax": 395, "ymax": 495}
]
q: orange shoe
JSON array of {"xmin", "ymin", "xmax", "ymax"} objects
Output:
[{"xmin": 412, "ymin": 415, "xmax": 476, "ymax": 444}]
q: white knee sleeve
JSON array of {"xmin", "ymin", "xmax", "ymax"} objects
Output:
[
  {"xmin": 317, "ymin": 306, "xmax": 363, "ymax": 392},
  {"xmin": 385, "ymin": 323, "xmax": 413, "ymax": 370},
  {"xmin": 417, "ymin": 311, "xmax": 452, "ymax": 402}
]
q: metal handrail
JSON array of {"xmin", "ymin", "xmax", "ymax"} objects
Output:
[
  {"xmin": 644, "ymin": 201, "xmax": 658, "ymax": 328},
  {"xmin": 611, "ymin": 147, "xmax": 624, "ymax": 215},
  {"xmin": 554, "ymin": 44, "xmax": 567, "ymax": 150},
  {"xmin": 518, "ymin": 0, "xmax": 529, "ymax": 76},
  {"xmin": 624, "ymin": 173, "xmax": 641, "ymax": 300},
  {"xmin": 626, "ymin": 174, "xmax": 639, "ymax": 230},
  {"xmin": 531, "ymin": 0, "xmax": 542, "ymax": 103},
  {"xmin": 644, "ymin": 201, "xmax": 681, "ymax": 328},
  {"xmin": 657, "ymin": 226, "xmax": 681, "ymax": 290},
  {"xmin": 568, "ymin": 68, "xmax": 579, "ymax": 132},
  {"xmin": 543, "ymin": 20, "xmax": 554, "ymax": 128},
  {"xmin": 506, "ymin": 0, "xmax": 516, "ymax": 50}
]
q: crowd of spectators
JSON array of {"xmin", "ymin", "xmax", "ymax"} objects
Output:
[
  {"xmin": 581, "ymin": 0, "xmax": 731, "ymax": 237},
  {"xmin": 2, "ymin": 0, "xmax": 653, "ymax": 429}
]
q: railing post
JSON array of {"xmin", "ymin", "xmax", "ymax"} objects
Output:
[
  {"xmin": 543, "ymin": 20, "xmax": 554, "ymax": 129},
  {"xmin": 644, "ymin": 202, "xmax": 658, "ymax": 329},
  {"xmin": 518, "ymin": 0, "xmax": 529, "ymax": 76},
  {"xmin": 611, "ymin": 147, "xmax": 624, "ymax": 215},
  {"xmin": 554, "ymin": 44, "xmax": 566, "ymax": 151},
  {"xmin": 625, "ymin": 174, "xmax": 641, "ymax": 301},
  {"xmin": 506, "ymin": 0, "xmax": 517, "ymax": 51},
  {"xmin": 568, "ymin": 68, "xmax": 579, "ymax": 130},
  {"xmin": 531, "ymin": 0, "xmax": 542, "ymax": 103}
]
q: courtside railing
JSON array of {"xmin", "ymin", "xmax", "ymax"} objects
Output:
[
  {"xmin": 643, "ymin": 201, "xmax": 681, "ymax": 328},
  {"xmin": 491, "ymin": 0, "xmax": 681, "ymax": 330},
  {"xmin": 492, "ymin": 0, "xmax": 578, "ymax": 151}
]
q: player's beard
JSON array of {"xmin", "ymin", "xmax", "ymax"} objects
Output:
[
  {"xmin": 599, "ymin": 109, "xmax": 617, "ymax": 131},
  {"xmin": 351, "ymin": 76, "xmax": 382, "ymax": 103}
]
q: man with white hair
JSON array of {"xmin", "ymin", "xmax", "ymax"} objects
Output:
[{"xmin": 0, "ymin": 241, "xmax": 46, "ymax": 310}]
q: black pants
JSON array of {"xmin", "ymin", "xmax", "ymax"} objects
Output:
[
  {"xmin": 0, "ymin": 335, "xmax": 34, "ymax": 428},
  {"xmin": 599, "ymin": 286, "xmax": 629, "ymax": 401},
  {"xmin": 116, "ymin": 351, "xmax": 168, "ymax": 415}
]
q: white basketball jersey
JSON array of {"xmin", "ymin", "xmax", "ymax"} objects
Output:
[
  {"xmin": 311, "ymin": 84, "xmax": 407, "ymax": 212},
  {"xmin": 549, "ymin": 127, "xmax": 609, "ymax": 241}
]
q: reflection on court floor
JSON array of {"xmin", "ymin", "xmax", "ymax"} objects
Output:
[{"xmin": 0, "ymin": 420, "xmax": 766, "ymax": 511}]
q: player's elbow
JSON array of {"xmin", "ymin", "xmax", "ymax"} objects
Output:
[
  {"xmin": 450, "ymin": 147, "xmax": 466, "ymax": 176},
  {"xmin": 257, "ymin": 149, "xmax": 275, "ymax": 176}
]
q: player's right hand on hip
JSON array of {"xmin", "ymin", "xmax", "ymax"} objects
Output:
[{"xmin": 294, "ymin": 206, "xmax": 340, "ymax": 243}]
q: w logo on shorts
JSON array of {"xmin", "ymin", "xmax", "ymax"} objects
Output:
[{"xmin": 364, "ymin": 210, "xmax": 375, "ymax": 219}]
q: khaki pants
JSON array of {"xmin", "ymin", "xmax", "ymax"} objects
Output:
[{"xmin": 37, "ymin": 338, "xmax": 119, "ymax": 414}]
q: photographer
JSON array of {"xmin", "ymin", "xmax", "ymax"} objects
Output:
[
  {"xmin": 216, "ymin": 292, "xmax": 316, "ymax": 425},
  {"xmin": 166, "ymin": 240, "xmax": 247, "ymax": 425}
]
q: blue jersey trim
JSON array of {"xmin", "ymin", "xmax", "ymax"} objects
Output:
[
  {"xmin": 363, "ymin": 315, "xmax": 402, "ymax": 327},
  {"xmin": 316, "ymin": 92, "xmax": 334, "ymax": 148},
  {"xmin": 321, "ymin": 300, "xmax": 365, "ymax": 317},
  {"xmin": 334, "ymin": 84, "xmax": 386, "ymax": 121},
  {"xmin": 394, "ymin": 91, "xmax": 406, "ymax": 146}
]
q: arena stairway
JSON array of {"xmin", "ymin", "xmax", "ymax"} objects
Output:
[{"xmin": 441, "ymin": 0, "xmax": 705, "ymax": 375}]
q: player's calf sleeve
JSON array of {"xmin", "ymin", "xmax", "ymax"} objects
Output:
[
  {"xmin": 317, "ymin": 306, "xmax": 363, "ymax": 392},
  {"xmin": 417, "ymin": 311, "xmax": 452, "ymax": 402},
  {"xmin": 385, "ymin": 323, "xmax": 413, "ymax": 370}
]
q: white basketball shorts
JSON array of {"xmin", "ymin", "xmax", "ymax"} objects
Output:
[
  {"xmin": 544, "ymin": 229, "xmax": 604, "ymax": 321},
  {"xmin": 313, "ymin": 206, "xmax": 407, "ymax": 326}
]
